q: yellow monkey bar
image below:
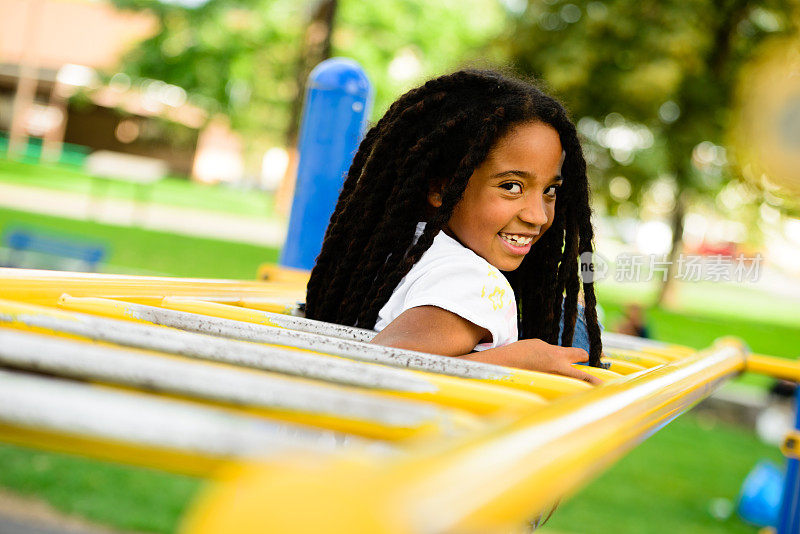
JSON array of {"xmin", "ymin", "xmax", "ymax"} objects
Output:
[{"xmin": 0, "ymin": 267, "xmax": 797, "ymax": 533}]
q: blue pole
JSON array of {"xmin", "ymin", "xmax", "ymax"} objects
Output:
[
  {"xmin": 279, "ymin": 58, "xmax": 373, "ymax": 271},
  {"xmin": 777, "ymin": 390, "xmax": 800, "ymax": 534}
]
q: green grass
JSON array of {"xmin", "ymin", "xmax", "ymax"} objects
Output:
[
  {"xmin": 0, "ymin": 443, "xmax": 202, "ymax": 534},
  {"xmin": 597, "ymin": 287, "xmax": 800, "ymax": 389},
  {"xmin": 0, "ymin": 412, "xmax": 781, "ymax": 534},
  {"xmin": 0, "ymin": 158, "xmax": 276, "ymax": 219},
  {"xmin": 544, "ymin": 412, "xmax": 783, "ymax": 534},
  {"xmin": 0, "ymin": 206, "xmax": 278, "ymax": 279},
  {"xmin": 599, "ymin": 301, "xmax": 800, "ymax": 360},
  {"xmin": 596, "ymin": 280, "xmax": 800, "ymax": 331}
]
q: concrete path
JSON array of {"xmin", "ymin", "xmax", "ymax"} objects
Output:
[
  {"xmin": 0, "ymin": 183, "xmax": 287, "ymax": 247},
  {"xmin": 0, "ymin": 490, "xmax": 139, "ymax": 534}
]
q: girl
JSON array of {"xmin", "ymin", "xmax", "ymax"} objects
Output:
[{"xmin": 305, "ymin": 70, "xmax": 603, "ymax": 384}]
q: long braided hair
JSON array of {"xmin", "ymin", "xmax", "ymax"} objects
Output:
[{"xmin": 305, "ymin": 69, "xmax": 603, "ymax": 367}]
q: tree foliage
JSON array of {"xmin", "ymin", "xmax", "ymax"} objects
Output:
[
  {"xmin": 110, "ymin": 0, "xmax": 506, "ymax": 153},
  {"xmin": 111, "ymin": 0, "xmax": 303, "ymax": 144},
  {"xmin": 503, "ymin": 0, "xmax": 798, "ymax": 300},
  {"xmin": 504, "ymin": 0, "xmax": 797, "ymax": 204}
]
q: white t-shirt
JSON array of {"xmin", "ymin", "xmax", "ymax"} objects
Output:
[{"xmin": 374, "ymin": 224, "xmax": 518, "ymax": 351}]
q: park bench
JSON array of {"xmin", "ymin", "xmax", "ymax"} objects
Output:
[{"xmin": 0, "ymin": 228, "xmax": 107, "ymax": 271}]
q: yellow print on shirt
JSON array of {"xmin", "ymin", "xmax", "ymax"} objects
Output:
[
  {"xmin": 481, "ymin": 266, "xmax": 509, "ymax": 310},
  {"xmin": 486, "ymin": 287, "xmax": 505, "ymax": 310}
]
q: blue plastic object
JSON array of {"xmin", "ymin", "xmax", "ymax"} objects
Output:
[
  {"xmin": 280, "ymin": 58, "xmax": 373, "ymax": 270},
  {"xmin": 738, "ymin": 460, "xmax": 784, "ymax": 527},
  {"xmin": 777, "ymin": 391, "xmax": 800, "ymax": 534}
]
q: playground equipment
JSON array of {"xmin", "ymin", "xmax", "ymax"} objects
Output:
[
  {"xmin": 280, "ymin": 58, "xmax": 373, "ymax": 270},
  {"xmin": 0, "ymin": 267, "xmax": 798, "ymax": 532}
]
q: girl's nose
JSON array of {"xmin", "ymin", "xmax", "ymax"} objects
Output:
[{"xmin": 519, "ymin": 198, "xmax": 549, "ymax": 226}]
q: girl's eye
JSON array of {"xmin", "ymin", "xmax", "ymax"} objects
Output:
[
  {"xmin": 545, "ymin": 184, "xmax": 561, "ymax": 198},
  {"xmin": 500, "ymin": 182, "xmax": 522, "ymax": 194}
]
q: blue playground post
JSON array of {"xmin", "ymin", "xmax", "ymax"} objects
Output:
[
  {"xmin": 279, "ymin": 58, "xmax": 373, "ymax": 270},
  {"xmin": 777, "ymin": 390, "xmax": 800, "ymax": 534}
]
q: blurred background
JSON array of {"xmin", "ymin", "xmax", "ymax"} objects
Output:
[{"xmin": 0, "ymin": 0, "xmax": 798, "ymax": 533}]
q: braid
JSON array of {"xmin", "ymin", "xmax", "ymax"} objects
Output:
[
  {"xmin": 305, "ymin": 127, "xmax": 378, "ymax": 316},
  {"xmin": 307, "ymin": 88, "xmax": 451, "ymax": 316},
  {"xmin": 558, "ymin": 207, "xmax": 581, "ymax": 348},
  {"xmin": 549, "ymin": 111, "xmax": 603, "ymax": 365},
  {"xmin": 311, "ymin": 92, "xmax": 450, "ymax": 320},
  {"xmin": 564, "ymin": 133, "xmax": 603, "ymax": 366},
  {"xmin": 306, "ymin": 69, "xmax": 604, "ymax": 366},
  {"xmin": 356, "ymin": 107, "xmax": 509, "ymax": 328},
  {"xmin": 340, "ymin": 111, "xmax": 473, "ymax": 324}
]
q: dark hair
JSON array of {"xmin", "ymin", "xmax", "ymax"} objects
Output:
[{"xmin": 305, "ymin": 69, "xmax": 603, "ymax": 366}]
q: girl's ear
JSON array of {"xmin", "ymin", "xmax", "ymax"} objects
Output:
[{"xmin": 427, "ymin": 186, "xmax": 443, "ymax": 208}]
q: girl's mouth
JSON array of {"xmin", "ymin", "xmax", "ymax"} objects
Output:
[{"xmin": 498, "ymin": 232, "xmax": 536, "ymax": 254}]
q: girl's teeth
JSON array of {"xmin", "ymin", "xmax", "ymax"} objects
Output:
[{"xmin": 500, "ymin": 233, "xmax": 532, "ymax": 246}]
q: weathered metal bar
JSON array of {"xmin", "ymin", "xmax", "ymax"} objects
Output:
[
  {"xmin": 0, "ymin": 328, "xmax": 474, "ymax": 441},
  {"xmin": 162, "ymin": 297, "xmax": 377, "ymax": 342},
  {"xmin": 57, "ymin": 296, "xmax": 593, "ymax": 398},
  {"xmin": 0, "ymin": 369, "xmax": 387, "ymax": 477},
  {"xmin": 0, "ymin": 299, "xmax": 432, "ymax": 392},
  {"xmin": 184, "ymin": 341, "xmax": 747, "ymax": 534},
  {"xmin": 0, "ymin": 299, "xmax": 548, "ymax": 414},
  {"xmin": 159, "ymin": 302, "xmax": 650, "ymax": 383},
  {"xmin": 160, "ymin": 301, "xmax": 637, "ymax": 382},
  {"xmin": 166, "ymin": 299, "xmax": 684, "ymax": 362}
]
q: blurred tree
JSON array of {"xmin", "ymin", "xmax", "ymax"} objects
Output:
[
  {"xmin": 111, "ymin": 0, "xmax": 304, "ymax": 150},
  {"xmin": 110, "ymin": 0, "xmax": 506, "ymax": 168},
  {"xmin": 503, "ymin": 0, "xmax": 798, "ymax": 303},
  {"xmin": 333, "ymin": 0, "xmax": 507, "ymax": 117},
  {"xmin": 285, "ymin": 0, "xmax": 337, "ymax": 148}
]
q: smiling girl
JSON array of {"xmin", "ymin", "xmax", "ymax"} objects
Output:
[{"xmin": 305, "ymin": 70, "xmax": 603, "ymax": 383}]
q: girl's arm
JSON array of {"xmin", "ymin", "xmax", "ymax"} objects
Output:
[{"xmin": 371, "ymin": 305, "xmax": 601, "ymax": 384}]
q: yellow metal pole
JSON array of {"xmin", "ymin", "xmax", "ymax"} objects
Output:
[
  {"xmin": 603, "ymin": 348, "xmax": 670, "ymax": 368},
  {"xmin": 602, "ymin": 357, "xmax": 647, "ymax": 375},
  {"xmin": 0, "ymin": 368, "xmax": 382, "ymax": 478},
  {"xmin": 183, "ymin": 340, "xmax": 748, "ymax": 534},
  {"xmin": 0, "ymin": 268, "xmax": 304, "ymax": 307},
  {"xmin": 256, "ymin": 263, "xmax": 310, "ymax": 285},
  {"xmin": 746, "ymin": 354, "xmax": 800, "ymax": 382},
  {"xmin": 601, "ymin": 332, "xmax": 695, "ymax": 360},
  {"xmin": 570, "ymin": 364, "xmax": 624, "ymax": 382}
]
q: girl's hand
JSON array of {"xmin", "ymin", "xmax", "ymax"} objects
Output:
[
  {"xmin": 506, "ymin": 338, "xmax": 602, "ymax": 385},
  {"xmin": 461, "ymin": 338, "xmax": 601, "ymax": 385}
]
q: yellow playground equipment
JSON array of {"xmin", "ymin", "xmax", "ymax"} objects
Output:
[{"xmin": 1, "ymin": 267, "xmax": 798, "ymax": 533}]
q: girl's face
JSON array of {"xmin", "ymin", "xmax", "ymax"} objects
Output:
[{"xmin": 433, "ymin": 121, "xmax": 564, "ymax": 271}]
